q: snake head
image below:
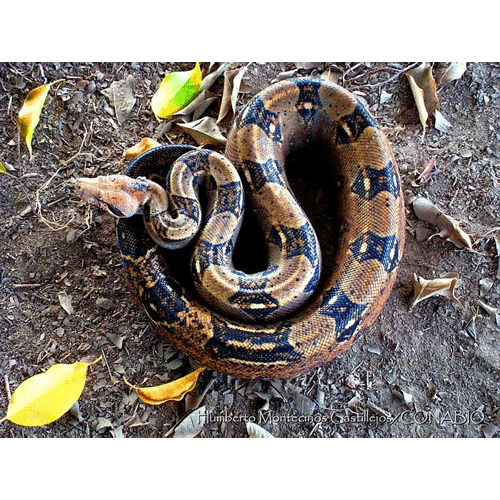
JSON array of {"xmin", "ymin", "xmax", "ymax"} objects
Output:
[{"xmin": 73, "ymin": 175, "xmax": 152, "ymax": 218}]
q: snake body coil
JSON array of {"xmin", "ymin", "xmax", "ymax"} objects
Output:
[{"xmin": 78, "ymin": 77, "xmax": 405, "ymax": 379}]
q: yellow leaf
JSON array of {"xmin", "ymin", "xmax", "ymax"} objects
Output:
[
  {"xmin": 4, "ymin": 357, "xmax": 101, "ymax": 427},
  {"xmin": 18, "ymin": 80, "xmax": 63, "ymax": 158},
  {"xmin": 151, "ymin": 63, "xmax": 202, "ymax": 120},
  {"xmin": 124, "ymin": 367, "xmax": 205, "ymax": 405}
]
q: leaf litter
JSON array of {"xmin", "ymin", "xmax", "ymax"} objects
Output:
[
  {"xmin": 0, "ymin": 63, "xmax": 500, "ymax": 437},
  {"xmin": 406, "ymin": 62, "xmax": 466, "ymax": 137}
]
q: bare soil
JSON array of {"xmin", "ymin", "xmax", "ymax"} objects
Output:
[{"xmin": 0, "ymin": 62, "xmax": 499, "ymax": 438}]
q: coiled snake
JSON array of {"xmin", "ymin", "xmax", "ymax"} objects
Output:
[{"xmin": 75, "ymin": 77, "xmax": 405, "ymax": 379}]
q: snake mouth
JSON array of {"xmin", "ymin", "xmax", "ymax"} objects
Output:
[
  {"xmin": 74, "ymin": 175, "xmax": 153, "ymax": 219},
  {"xmin": 74, "ymin": 179, "xmax": 124, "ymax": 218},
  {"xmin": 100, "ymin": 201, "xmax": 126, "ymax": 218}
]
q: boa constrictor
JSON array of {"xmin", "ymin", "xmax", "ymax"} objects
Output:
[{"xmin": 75, "ymin": 77, "xmax": 405, "ymax": 379}]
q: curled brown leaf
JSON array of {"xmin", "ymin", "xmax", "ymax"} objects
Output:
[
  {"xmin": 477, "ymin": 300, "xmax": 500, "ymax": 326},
  {"xmin": 123, "ymin": 138, "xmax": 161, "ymax": 159},
  {"xmin": 435, "ymin": 63, "xmax": 467, "ymax": 85},
  {"xmin": 217, "ymin": 65, "xmax": 249, "ymax": 123},
  {"xmin": 406, "ymin": 63, "xmax": 439, "ymax": 133},
  {"xmin": 411, "ymin": 272, "xmax": 462, "ymax": 308},
  {"xmin": 406, "ymin": 63, "xmax": 454, "ymax": 136},
  {"xmin": 411, "ymin": 157, "xmax": 436, "ymax": 186},
  {"xmin": 412, "ymin": 197, "xmax": 473, "ymax": 251}
]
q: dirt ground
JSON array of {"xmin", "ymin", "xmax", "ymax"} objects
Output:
[{"xmin": 0, "ymin": 62, "xmax": 498, "ymax": 438}]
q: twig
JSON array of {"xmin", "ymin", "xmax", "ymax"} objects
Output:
[
  {"xmin": 351, "ymin": 62, "xmax": 422, "ymax": 90},
  {"xmin": 4, "ymin": 375, "xmax": 11, "ymax": 401},
  {"xmin": 101, "ymin": 348, "xmax": 117, "ymax": 385},
  {"xmin": 10, "ymin": 283, "xmax": 43, "ymax": 289},
  {"xmin": 45, "ymin": 195, "xmax": 69, "ymax": 208},
  {"xmin": 2, "ymin": 375, "xmax": 12, "ymax": 422},
  {"xmin": 33, "ymin": 131, "xmax": 88, "ymax": 231},
  {"xmin": 366, "ymin": 400, "xmax": 392, "ymax": 418},
  {"xmin": 479, "ymin": 226, "xmax": 500, "ymax": 238},
  {"xmin": 59, "ymin": 129, "xmax": 88, "ymax": 167}
]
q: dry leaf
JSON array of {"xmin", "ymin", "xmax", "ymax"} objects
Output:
[
  {"xmin": 380, "ymin": 89, "xmax": 392, "ymax": 104},
  {"xmin": 435, "ymin": 63, "xmax": 467, "ymax": 84},
  {"xmin": 58, "ymin": 291, "xmax": 74, "ymax": 315},
  {"xmin": 3, "ymin": 357, "xmax": 101, "ymax": 426},
  {"xmin": 391, "ymin": 385, "xmax": 414, "ymax": 408},
  {"xmin": 217, "ymin": 65, "xmax": 249, "ymax": 123},
  {"xmin": 320, "ymin": 68, "xmax": 340, "ymax": 85},
  {"xmin": 171, "ymin": 89, "xmax": 217, "ymax": 123},
  {"xmin": 285, "ymin": 385, "xmax": 316, "ymax": 416},
  {"xmin": 295, "ymin": 62, "xmax": 322, "ymax": 70},
  {"xmin": 123, "ymin": 138, "xmax": 161, "ymax": 159},
  {"xmin": 102, "ymin": 75, "xmax": 136, "ymax": 125},
  {"xmin": 123, "ymin": 367, "xmax": 205, "ymax": 405},
  {"xmin": 411, "ymin": 272, "xmax": 462, "ymax": 308},
  {"xmin": 177, "ymin": 117, "xmax": 227, "ymax": 146},
  {"xmin": 151, "ymin": 62, "xmax": 202, "ymax": 120},
  {"xmin": 412, "ymin": 157, "xmax": 436, "ymax": 186},
  {"xmin": 200, "ymin": 62, "xmax": 232, "ymax": 92},
  {"xmin": 482, "ymin": 423, "xmax": 499, "ymax": 438},
  {"xmin": 246, "ymin": 422, "xmax": 275, "ymax": 438},
  {"xmin": 18, "ymin": 80, "xmax": 63, "ymax": 158},
  {"xmin": 96, "ymin": 416, "xmax": 113, "ymax": 431},
  {"xmin": 106, "ymin": 332, "xmax": 124, "ymax": 349},
  {"xmin": 277, "ymin": 68, "xmax": 300, "ymax": 81},
  {"xmin": 494, "ymin": 235, "xmax": 500, "ymax": 280},
  {"xmin": 406, "ymin": 63, "xmax": 456, "ymax": 135},
  {"xmin": 479, "ymin": 278, "xmax": 493, "ymax": 297},
  {"xmin": 434, "ymin": 109, "xmax": 452, "ymax": 133},
  {"xmin": 172, "ymin": 405, "xmax": 207, "ymax": 438},
  {"xmin": 477, "ymin": 300, "xmax": 500, "ymax": 326},
  {"xmin": 412, "ymin": 197, "xmax": 473, "ymax": 251},
  {"xmin": 406, "ymin": 63, "xmax": 438, "ymax": 132}
]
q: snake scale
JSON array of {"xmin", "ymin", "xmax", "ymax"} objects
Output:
[{"xmin": 75, "ymin": 77, "xmax": 405, "ymax": 379}]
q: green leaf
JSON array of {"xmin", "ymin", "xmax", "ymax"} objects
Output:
[
  {"xmin": 151, "ymin": 63, "xmax": 202, "ymax": 120},
  {"xmin": 0, "ymin": 160, "xmax": 15, "ymax": 178}
]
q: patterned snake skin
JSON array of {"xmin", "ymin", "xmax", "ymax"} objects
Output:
[{"xmin": 76, "ymin": 77, "xmax": 405, "ymax": 379}]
